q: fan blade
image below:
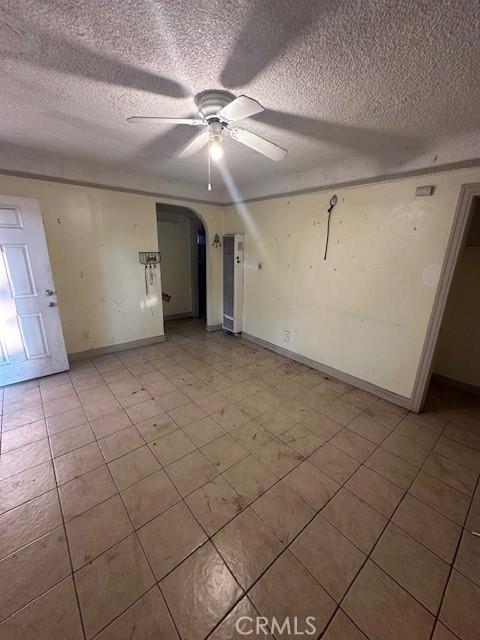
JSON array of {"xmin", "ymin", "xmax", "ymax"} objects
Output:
[
  {"xmin": 218, "ymin": 96, "xmax": 264, "ymax": 122},
  {"xmin": 229, "ymin": 127, "xmax": 287, "ymax": 161},
  {"xmin": 178, "ymin": 129, "xmax": 210, "ymax": 158},
  {"xmin": 127, "ymin": 117, "xmax": 204, "ymax": 126}
]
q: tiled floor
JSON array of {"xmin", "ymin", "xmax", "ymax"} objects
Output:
[{"xmin": 0, "ymin": 319, "xmax": 479, "ymax": 639}]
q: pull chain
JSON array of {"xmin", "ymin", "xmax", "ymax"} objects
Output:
[{"xmin": 208, "ymin": 152, "xmax": 212, "ymax": 191}]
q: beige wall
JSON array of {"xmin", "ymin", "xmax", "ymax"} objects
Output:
[
  {"xmin": 0, "ymin": 175, "xmax": 224, "ymax": 354},
  {"xmin": 433, "ymin": 244, "xmax": 480, "ymax": 387},
  {"xmin": 225, "ymin": 167, "xmax": 480, "ymax": 399}
]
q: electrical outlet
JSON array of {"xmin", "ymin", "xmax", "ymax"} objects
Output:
[
  {"xmin": 82, "ymin": 330, "xmax": 90, "ymax": 341},
  {"xmin": 282, "ymin": 330, "xmax": 290, "ymax": 343}
]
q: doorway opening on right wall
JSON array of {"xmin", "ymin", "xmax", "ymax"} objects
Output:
[
  {"xmin": 429, "ymin": 196, "xmax": 480, "ymax": 403},
  {"xmin": 412, "ymin": 185, "xmax": 480, "ymax": 412}
]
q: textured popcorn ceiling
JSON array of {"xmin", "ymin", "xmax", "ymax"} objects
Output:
[{"xmin": 1, "ymin": 0, "xmax": 480, "ymax": 202}]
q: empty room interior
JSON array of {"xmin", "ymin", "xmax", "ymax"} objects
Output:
[{"xmin": 1, "ymin": 2, "xmax": 480, "ymax": 639}]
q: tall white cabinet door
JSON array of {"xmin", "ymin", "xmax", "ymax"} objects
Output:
[{"xmin": 0, "ymin": 195, "xmax": 68, "ymax": 386}]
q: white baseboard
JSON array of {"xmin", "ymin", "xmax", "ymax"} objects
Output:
[
  {"xmin": 242, "ymin": 332, "xmax": 412, "ymax": 410},
  {"xmin": 68, "ymin": 334, "xmax": 166, "ymax": 361}
]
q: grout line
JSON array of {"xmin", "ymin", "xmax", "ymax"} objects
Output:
[{"xmin": 42, "ymin": 395, "xmax": 88, "ymax": 640}]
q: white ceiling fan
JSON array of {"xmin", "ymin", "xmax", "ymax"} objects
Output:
[{"xmin": 127, "ymin": 91, "xmax": 288, "ymax": 163}]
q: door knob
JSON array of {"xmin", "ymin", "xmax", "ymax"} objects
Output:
[
  {"xmin": 48, "ymin": 301, "xmax": 57, "ymax": 307},
  {"xmin": 45, "ymin": 289, "xmax": 56, "ymax": 296}
]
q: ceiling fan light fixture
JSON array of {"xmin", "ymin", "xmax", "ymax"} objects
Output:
[{"xmin": 209, "ymin": 140, "xmax": 223, "ymax": 161}]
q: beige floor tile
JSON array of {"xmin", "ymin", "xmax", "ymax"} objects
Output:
[
  {"xmin": 345, "ymin": 465, "xmax": 405, "ymax": 517},
  {"xmin": 108, "ymin": 445, "xmax": 160, "ymax": 491},
  {"xmin": 50, "ymin": 422, "xmax": 95, "ymax": 458},
  {"xmin": 202, "ymin": 434, "xmax": 249, "ymax": 472},
  {"xmin": 117, "ymin": 388, "xmax": 152, "ymax": 408},
  {"xmin": 43, "ymin": 394, "xmax": 81, "ymax": 419},
  {"xmin": 381, "ymin": 432, "xmax": 430, "ymax": 467},
  {"xmin": 160, "ymin": 541, "xmax": 242, "ymax": 640},
  {"xmin": 392, "ymin": 494, "xmax": 461, "ymax": 563},
  {"xmin": 431, "ymin": 623, "xmax": 461, "ymax": 640},
  {"xmin": 255, "ymin": 409, "xmax": 297, "ymax": 436},
  {"xmin": 183, "ymin": 416, "xmax": 225, "ymax": 447},
  {"xmin": 54, "ymin": 441, "xmax": 104, "ymax": 485},
  {"xmin": 99, "ymin": 426, "xmax": 144, "ymax": 462},
  {"xmin": 0, "ymin": 438, "xmax": 51, "ymax": 480},
  {"xmin": 322, "ymin": 488, "xmax": 387, "ymax": 553},
  {"xmin": 186, "ymin": 476, "xmax": 246, "ymax": 535},
  {"xmin": 0, "ymin": 489, "xmax": 62, "ymax": 559},
  {"xmin": 1, "ymin": 419, "xmax": 47, "ymax": 453},
  {"xmin": 212, "ymin": 404, "xmax": 252, "ymax": 431},
  {"xmin": 455, "ymin": 530, "xmax": 480, "ymax": 587},
  {"xmin": 231, "ymin": 420, "xmax": 276, "ymax": 452},
  {"xmin": 343, "ymin": 561, "xmax": 434, "ymax": 640},
  {"xmin": 440, "ymin": 570, "xmax": 480, "ymax": 640},
  {"xmin": 253, "ymin": 439, "xmax": 303, "ymax": 477},
  {"xmin": 213, "ymin": 507, "xmax": 283, "ymax": 589},
  {"xmin": 322, "ymin": 610, "xmax": 368, "ymax": 640},
  {"xmin": 434, "ymin": 436, "xmax": 480, "ymax": 472},
  {"xmin": 291, "ymin": 514, "xmax": 365, "ymax": 601},
  {"xmin": 135, "ymin": 412, "xmax": 178, "ymax": 442},
  {"xmin": 409, "ymin": 471, "xmax": 471, "ymax": 525},
  {"xmin": 250, "ymin": 550, "xmax": 336, "ymax": 639},
  {"xmin": 279, "ymin": 423, "xmax": 324, "ymax": 456},
  {"xmin": 66, "ymin": 494, "xmax": 133, "ymax": 569},
  {"xmin": 95, "ymin": 586, "xmax": 179, "ymax": 640},
  {"xmin": 165, "ymin": 450, "xmax": 218, "ymax": 496},
  {"xmin": 346, "ymin": 414, "xmax": 390, "ymax": 445},
  {"xmin": 149, "ymin": 429, "xmax": 196, "ymax": 466},
  {"xmin": 321, "ymin": 399, "xmax": 363, "ymax": 426},
  {"xmin": 45, "ymin": 407, "xmax": 88, "ymax": 436},
  {"xmin": 220, "ymin": 383, "xmax": 251, "ymax": 402},
  {"xmin": 139, "ymin": 501, "xmax": 207, "ymax": 579},
  {"xmin": 154, "ymin": 389, "xmax": 190, "ymax": 411},
  {"xmin": 168, "ymin": 401, "xmax": 208, "ymax": 427},
  {"xmin": 89, "ymin": 409, "xmax": 132, "ymax": 439},
  {"xmin": 0, "ymin": 577, "xmax": 83, "ymax": 640},
  {"xmin": 283, "ymin": 460, "xmax": 340, "ymax": 510},
  {"xmin": 1, "ymin": 405, "xmax": 44, "ymax": 431},
  {"xmin": 365, "ymin": 447, "xmax": 418, "ymax": 489},
  {"xmin": 0, "ymin": 527, "xmax": 70, "ymax": 622},
  {"xmin": 372, "ymin": 523, "xmax": 449, "ymax": 613},
  {"xmin": 196, "ymin": 392, "xmax": 231, "ymax": 415},
  {"xmin": 58, "ymin": 464, "xmax": 117, "ymax": 521},
  {"xmin": 223, "ymin": 455, "xmax": 278, "ymax": 504},
  {"xmin": 252, "ymin": 481, "xmax": 314, "ymax": 544},
  {"xmin": 209, "ymin": 596, "xmax": 271, "ymax": 640},
  {"xmin": 395, "ymin": 418, "xmax": 440, "ymax": 449},
  {"xmin": 83, "ymin": 394, "xmax": 122, "ymax": 422},
  {"xmin": 0, "ymin": 460, "xmax": 56, "ymax": 514},
  {"xmin": 309, "ymin": 442, "xmax": 360, "ymax": 484},
  {"xmin": 362, "ymin": 403, "xmax": 405, "ymax": 429},
  {"xmin": 330, "ymin": 429, "xmax": 377, "ymax": 462},
  {"xmin": 125, "ymin": 398, "xmax": 163, "ymax": 424},
  {"xmin": 423, "ymin": 452, "xmax": 477, "ymax": 496},
  {"xmin": 121, "ymin": 468, "xmax": 180, "ymax": 528},
  {"xmin": 75, "ymin": 534, "xmax": 155, "ymax": 639}
]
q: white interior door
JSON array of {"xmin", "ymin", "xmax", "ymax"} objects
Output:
[{"xmin": 0, "ymin": 195, "xmax": 68, "ymax": 386}]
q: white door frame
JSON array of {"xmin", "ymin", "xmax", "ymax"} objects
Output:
[{"xmin": 410, "ymin": 182, "xmax": 480, "ymax": 412}]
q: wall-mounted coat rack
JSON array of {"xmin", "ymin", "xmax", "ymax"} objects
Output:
[{"xmin": 139, "ymin": 252, "xmax": 161, "ymax": 294}]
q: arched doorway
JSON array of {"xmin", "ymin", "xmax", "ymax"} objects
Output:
[{"xmin": 156, "ymin": 203, "xmax": 207, "ymax": 333}]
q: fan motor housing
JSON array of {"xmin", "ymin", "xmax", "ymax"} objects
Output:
[{"xmin": 195, "ymin": 90, "xmax": 234, "ymax": 120}]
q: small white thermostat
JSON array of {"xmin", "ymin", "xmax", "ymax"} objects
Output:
[{"xmin": 415, "ymin": 185, "xmax": 435, "ymax": 196}]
